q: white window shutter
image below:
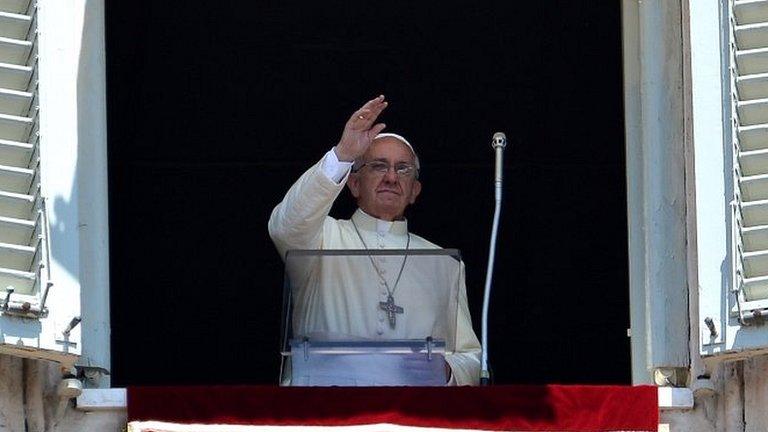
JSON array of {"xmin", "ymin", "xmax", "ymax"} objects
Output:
[
  {"xmin": 697, "ymin": 0, "xmax": 768, "ymax": 357},
  {"xmin": 732, "ymin": 1, "xmax": 768, "ymax": 319},
  {"xmin": 0, "ymin": 0, "xmax": 82, "ymax": 366},
  {"xmin": 0, "ymin": 0, "xmax": 45, "ymax": 311}
]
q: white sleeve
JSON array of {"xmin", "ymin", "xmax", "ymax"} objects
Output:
[
  {"xmin": 321, "ymin": 148, "xmax": 354, "ymax": 184},
  {"xmin": 444, "ymin": 262, "xmax": 482, "ymax": 386},
  {"xmin": 268, "ymin": 153, "xmax": 349, "ymax": 259}
]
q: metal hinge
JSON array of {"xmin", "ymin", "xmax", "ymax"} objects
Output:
[{"xmin": 1, "ymin": 288, "xmax": 48, "ymax": 319}]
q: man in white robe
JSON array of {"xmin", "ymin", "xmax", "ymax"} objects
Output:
[{"xmin": 269, "ymin": 95, "xmax": 481, "ymax": 385}]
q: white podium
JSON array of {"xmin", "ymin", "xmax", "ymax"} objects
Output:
[{"xmin": 279, "ymin": 249, "xmax": 462, "ymax": 386}]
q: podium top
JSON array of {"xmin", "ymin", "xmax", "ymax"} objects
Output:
[
  {"xmin": 285, "ymin": 249, "xmax": 462, "ymax": 257},
  {"xmin": 281, "ymin": 249, "xmax": 462, "ymax": 355}
]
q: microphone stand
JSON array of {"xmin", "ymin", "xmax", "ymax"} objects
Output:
[{"xmin": 481, "ymin": 132, "xmax": 506, "ymax": 386}]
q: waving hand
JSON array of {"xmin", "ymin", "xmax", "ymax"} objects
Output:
[{"xmin": 334, "ymin": 95, "xmax": 388, "ymax": 162}]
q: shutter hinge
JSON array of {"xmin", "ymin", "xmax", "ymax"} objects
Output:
[{"xmin": 1, "ymin": 288, "xmax": 47, "ymax": 318}]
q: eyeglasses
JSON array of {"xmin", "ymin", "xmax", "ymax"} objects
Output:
[{"xmin": 358, "ymin": 161, "xmax": 418, "ymax": 178}]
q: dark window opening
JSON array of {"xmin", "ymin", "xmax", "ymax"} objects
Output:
[{"xmin": 107, "ymin": 1, "xmax": 629, "ymax": 385}]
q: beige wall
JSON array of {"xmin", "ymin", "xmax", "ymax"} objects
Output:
[
  {"xmin": 0, "ymin": 354, "xmax": 124, "ymax": 432},
  {"xmin": 662, "ymin": 355, "xmax": 768, "ymax": 431}
]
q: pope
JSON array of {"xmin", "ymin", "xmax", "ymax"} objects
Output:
[{"xmin": 269, "ymin": 95, "xmax": 481, "ymax": 385}]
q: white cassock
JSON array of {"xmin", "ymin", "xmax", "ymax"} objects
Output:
[{"xmin": 269, "ymin": 149, "xmax": 481, "ymax": 386}]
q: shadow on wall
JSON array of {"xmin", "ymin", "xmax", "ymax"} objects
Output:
[{"xmin": 52, "ymin": 0, "xmax": 110, "ymax": 377}]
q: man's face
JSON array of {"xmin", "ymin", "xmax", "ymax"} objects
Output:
[{"xmin": 347, "ymin": 137, "xmax": 422, "ymax": 221}]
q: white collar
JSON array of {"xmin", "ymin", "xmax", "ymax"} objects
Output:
[{"xmin": 352, "ymin": 209, "xmax": 409, "ymax": 236}]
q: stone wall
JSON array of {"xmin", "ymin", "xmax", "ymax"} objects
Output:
[
  {"xmin": 662, "ymin": 355, "xmax": 768, "ymax": 431},
  {"xmin": 0, "ymin": 354, "xmax": 124, "ymax": 432}
]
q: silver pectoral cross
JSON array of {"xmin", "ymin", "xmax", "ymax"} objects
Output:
[{"xmin": 379, "ymin": 294, "xmax": 404, "ymax": 329}]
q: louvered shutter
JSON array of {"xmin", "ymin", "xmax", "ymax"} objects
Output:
[
  {"xmin": 0, "ymin": 0, "xmax": 82, "ymax": 365},
  {"xmin": 731, "ymin": 0, "xmax": 768, "ymax": 322},
  {"xmin": 0, "ymin": 0, "xmax": 46, "ymax": 309}
]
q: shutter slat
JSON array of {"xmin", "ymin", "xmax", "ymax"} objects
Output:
[
  {"xmin": 736, "ymin": 23, "xmax": 768, "ymax": 50},
  {"xmin": 742, "ymin": 225, "xmax": 768, "ymax": 251},
  {"xmin": 0, "ymin": 88, "xmax": 32, "ymax": 116},
  {"xmin": 0, "ymin": 240, "xmax": 35, "ymax": 269},
  {"xmin": 743, "ymin": 249, "xmax": 768, "ymax": 278},
  {"xmin": 737, "ymin": 73, "xmax": 768, "ymax": 100},
  {"xmin": 0, "ymin": 62, "xmax": 31, "ymax": 91},
  {"xmin": 736, "ymin": 47, "xmax": 768, "ymax": 75},
  {"xmin": 739, "ymin": 148, "xmax": 768, "ymax": 175},
  {"xmin": 735, "ymin": 0, "xmax": 768, "ymax": 25},
  {"xmin": 0, "ymin": 164, "xmax": 33, "ymax": 194},
  {"xmin": 742, "ymin": 199, "xmax": 768, "ymax": 227},
  {"xmin": 0, "ymin": 265, "xmax": 37, "ymax": 298},
  {"xmin": 0, "ymin": 0, "xmax": 30, "ymax": 15},
  {"xmin": 737, "ymin": 98, "xmax": 768, "ymax": 125},
  {"xmin": 0, "ymin": 214, "xmax": 34, "ymax": 245},
  {"xmin": 742, "ymin": 275, "xmax": 768, "ymax": 301},
  {"xmin": 0, "ymin": 37, "xmax": 31, "ymax": 66},
  {"xmin": 0, "ymin": 113, "xmax": 32, "ymax": 142},
  {"xmin": 0, "ymin": 138, "xmax": 33, "ymax": 167},
  {"xmin": 0, "ymin": 189, "xmax": 34, "ymax": 219},
  {"xmin": 0, "ymin": 12, "xmax": 30, "ymax": 41},
  {"xmin": 738, "ymin": 124, "xmax": 768, "ymax": 150},
  {"xmin": 740, "ymin": 173, "xmax": 768, "ymax": 201}
]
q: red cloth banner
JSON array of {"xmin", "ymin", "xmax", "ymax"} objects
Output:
[{"xmin": 127, "ymin": 385, "xmax": 658, "ymax": 431}]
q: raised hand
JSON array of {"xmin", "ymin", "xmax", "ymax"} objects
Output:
[{"xmin": 334, "ymin": 95, "xmax": 388, "ymax": 162}]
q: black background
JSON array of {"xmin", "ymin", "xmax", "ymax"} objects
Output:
[{"xmin": 106, "ymin": 1, "xmax": 629, "ymax": 385}]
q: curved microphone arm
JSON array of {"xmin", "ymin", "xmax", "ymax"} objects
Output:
[{"xmin": 481, "ymin": 132, "xmax": 506, "ymax": 385}]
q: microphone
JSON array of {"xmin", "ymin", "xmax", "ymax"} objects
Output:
[
  {"xmin": 492, "ymin": 132, "xmax": 507, "ymax": 148},
  {"xmin": 491, "ymin": 132, "xmax": 507, "ymax": 187},
  {"xmin": 481, "ymin": 132, "xmax": 507, "ymax": 386}
]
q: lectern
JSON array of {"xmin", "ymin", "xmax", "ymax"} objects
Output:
[{"xmin": 280, "ymin": 249, "xmax": 462, "ymax": 386}]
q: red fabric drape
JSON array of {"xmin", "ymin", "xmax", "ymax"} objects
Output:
[{"xmin": 127, "ymin": 385, "xmax": 658, "ymax": 431}]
